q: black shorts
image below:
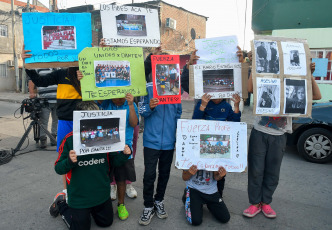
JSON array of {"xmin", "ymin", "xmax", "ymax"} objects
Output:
[{"xmin": 111, "ymin": 158, "xmax": 136, "ymax": 182}]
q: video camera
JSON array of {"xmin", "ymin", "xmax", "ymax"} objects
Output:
[{"xmin": 20, "ymin": 98, "xmax": 49, "ymax": 115}]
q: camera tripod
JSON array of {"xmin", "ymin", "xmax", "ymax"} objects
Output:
[{"xmin": 12, "ymin": 110, "xmax": 57, "ymax": 155}]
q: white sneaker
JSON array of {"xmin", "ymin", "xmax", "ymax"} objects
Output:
[
  {"xmin": 111, "ymin": 184, "xmax": 117, "ymax": 201},
  {"xmin": 126, "ymin": 184, "xmax": 137, "ymax": 198}
]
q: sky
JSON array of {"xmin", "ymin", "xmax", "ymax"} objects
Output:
[{"xmin": 30, "ymin": 0, "xmax": 254, "ymax": 50}]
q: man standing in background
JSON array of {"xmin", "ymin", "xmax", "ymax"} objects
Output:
[{"xmin": 28, "ymin": 69, "xmax": 58, "ymax": 148}]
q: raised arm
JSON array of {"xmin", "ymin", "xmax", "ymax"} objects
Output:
[{"xmin": 310, "ymin": 62, "xmax": 322, "ymax": 100}]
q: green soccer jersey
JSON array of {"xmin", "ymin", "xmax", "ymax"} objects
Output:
[{"xmin": 55, "ymin": 132, "xmax": 111, "ymax": 209}]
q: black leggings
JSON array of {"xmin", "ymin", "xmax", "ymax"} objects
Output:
[
  {"xmin": 58, "ymin": 198, "xmax": 113, "ymax": 230},
  {"xmin": 185, "ymin": 188, "xmax": 230, "ymax": 226}
]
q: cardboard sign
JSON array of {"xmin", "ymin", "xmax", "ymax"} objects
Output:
[
  {"xmin": 312, "ymin": 58, "xmax": 328, "ymax": 77},
  {"xmin": 251, "ymin": 35, "xmax": 313, "ymax": 117},
  {"xmin": 192, "ymin": 63, "xmax": 242, "ymax": 99},
  {"xmin": 100, "ymin": 4, "xmax": 160, "ymax": 47},
  {"xmin": 73, "ymin": 110, "xmax": 126, "ymax": 155},
  {"xmin": 151, "ymin": 55, "xmax": 181, "ymax": 104},
  {"xmin": 175, "ymin": 119, "xmax": 247, "ymax": 172},
  {"xmin": 22, "ymin": 13, "xmax": 92, "ymax": 68},
  {"xmin": 195, "ymin": 36, "xmax": 239, "ymax": 64},
  {"xmin": 78, "ymin": 47, "xmax": 147, "ymax": 101}
]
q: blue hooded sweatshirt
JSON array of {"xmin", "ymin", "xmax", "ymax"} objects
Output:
[
  {"xmin": 192, "ymin": 99, "xmax": 241, "ymax": 121},
  {"xmin": 139, "ymin": 83, "xmax": 182, "ymax": 150}
]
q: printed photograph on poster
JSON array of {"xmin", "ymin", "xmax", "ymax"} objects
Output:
[
  {"xmin": 281, "ymin": 42, "xmax": 307, "ymax": 76},
  {"xmin": 100, "ymin": 5, "xmax": 160, "ymax": 47},
  {"xmin": 193, "ymin": 63, "xmax": 242, "ymax": 99},
  {"xmin": 94, "ymin": 60, "xmax": 131, "ymax": 87},
  {"xmin": 42, "ymin": 26, "xmax": 76, "ymax": 50},
  {"xmin": 284, "ymin": 79, "xmax": 307, "ymax": 114},
  {"xmin": 155, "ymin": 64, "xmax": 180, "ymax": 96},
  {"xmin": 254, "ymin": 40, "xmax": 279, "ymax": 74},
  {"xmin": 200, "ymin": 134, "xmax": 231, "ymax": 159},
  {"xmin": 73, "ymin": 110, "xmax": 126, "ymax": 155},
  {"xmin": 203, "ymin": 69, "xmax": 234, "ymax": 93},
  {"xmin": 116, "ymin": 14, "xmax": 147, "ymax": 36},
  {"xmin": 175, "ymin": 119, "xmax": 247, "ymax": 172},
  {"xmin": 255, "ymin": 77, "xmax": 280, "ymax": 115},
  {"xmin": 80, "ymin": 118, "xmax": 120, "ymax": 147}
]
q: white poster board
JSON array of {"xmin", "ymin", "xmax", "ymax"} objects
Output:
[
  {"xmin": 193, "ymin": 63, "xmax": 242, "ymax": 99},
  {"xmin": 175, "ymin": 119, "xmax": 247, "ymax": 172},
  {"xmin": 195, "ymin": 36, "xmax": 239, "ymax": 64},
  {"xmin": 100, "ymin": 4, "xmax": 160, "ymax": 47},
  {"xmin": 73, "ymin": 110, "xmax": 126, "ymax": 155}
]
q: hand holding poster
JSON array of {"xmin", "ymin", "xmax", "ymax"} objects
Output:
[
  {"xmin": 100, "ymin": 4, "xmax": 160, "ymax": 47},
  {"xmin": 192, "ymin": 63, "xmax": 242, "ymax": 99},
  {"xmin": 195, "ymin": 36, "xmax": 239, "ymax": 64},
  {"xmin": 175, "ymin": 119, "xmax": 247, "ymax": 172},
  {"xmin": 152, "ymin": 55, "xmax": 181, "ymax": 104},
  {"xmin": 22, "ymin": 13, "xmax": 92, "ymax": 68},
  {"xmin": 78, "ymin": 47, "xmax": 147, "ymax": 101},
  {"xmin": 73, "ymin": 110, "xmax": 126, "ymax": 155}
]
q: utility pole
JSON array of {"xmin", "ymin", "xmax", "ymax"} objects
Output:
[
  {"xmin": 21, "ymin": 0, "xmax": 31, "ymax": 93},
  {"xmin": 11, "ymin": 0, "xmax": 19, "ymax": 92}
]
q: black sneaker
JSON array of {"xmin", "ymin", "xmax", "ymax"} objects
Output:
[
  {"xmin": 49, "ymin": 192, "xmax": 66, "ymax": 217},
  {"xmin": 154, "ymin": 200, "xmax": 168, "ymax": 219},
  {"xmin": 138, "ymin": 207, "xmax": 155, "ymax": 226}
]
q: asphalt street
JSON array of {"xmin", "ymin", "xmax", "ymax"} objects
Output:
[{"xmin": 0, "ymin": 99, "xmax": 331, "ymax": 230}]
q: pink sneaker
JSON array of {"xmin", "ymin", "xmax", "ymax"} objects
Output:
[
  {"xmin": 243, "ymin": 204, "xmax": 261, "ymax": 218},
  {"xmin": 261, "ymin": 204, "xmax": 276, "ymax": 218}
]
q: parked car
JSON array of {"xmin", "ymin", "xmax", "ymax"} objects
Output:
[{"xmin": 287, "ymin": 102, "xmax": 332, "ymax": 163}]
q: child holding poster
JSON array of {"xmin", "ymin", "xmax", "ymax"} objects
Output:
[
  {"xmin": 138, "ymin": 82, "xmax": 182, "ymax": 226},
  {"xmin": 243, "ymin": 62, "xmax": 321, "ymax": 219},
  {"xmin": 51, "ymin": 101, "xmax": 132, "ymax": 230},
  {"xmin": 192, "ymin": 93, "xmax": 241, "ymax": 198},
  {"xmin": 182, "ymin": 165, "xmax": 230, "ymax": 226},
  {"xmin": 99, "ymin": 93, "xmax": 139, "ymax": 221}
]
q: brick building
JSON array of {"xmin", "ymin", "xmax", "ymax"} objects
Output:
[{"xmin": 0, "ymin": 0, "xmax": 48, "ymax": 91}]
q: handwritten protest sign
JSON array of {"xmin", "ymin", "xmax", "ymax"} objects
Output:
[
  {"xmin": 193, "ymin": 63, "xmax": 242, "ymax": 99},
  {"xmin": 252, "ymin": 35, "xmax": 312, "ymax": 117},
  {"xmin": 151, "ymin": 55, "xmax": 181, "ymax": 104},
  {"xmin": 100, "ymin": 4, "xmax": 160, "ymax": 47},
  {"xmin": 78, "ymin": 47, "xmax": 147, "ymax": 101},
  {"xmin": 312, "ymin": 58, "xmax": 328, "ymax": 77},
  {"xmin": 175, "ymin": 119, "xmax": 247, "ymax": 172},
  {"xmin": 22, "ymin": 13, "xmax": 92, "ymax": 68},
  {"xmin": 73, "ymin": 110, "xmax": 126, "ymax": 155},
  {"xmin": 195, "ymin": 36, "xmax": 238, "ymax": 64}
]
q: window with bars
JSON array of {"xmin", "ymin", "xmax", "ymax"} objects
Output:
[
  {"xmin": 311, "ymin": 49, "xmax": 332, "ymax": 83},
  {"xmin": 0, "ymin": 64, "xmax": 7, "ymax": 77},
  {"xmin": 0, "ymin": 25, "xmax": 8, "ymax": 37}
]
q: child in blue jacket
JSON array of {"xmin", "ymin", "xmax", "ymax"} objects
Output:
[{"xmin": 138, "ymin": 82, "xmax": 182, "ymax": 225}]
